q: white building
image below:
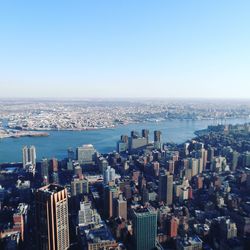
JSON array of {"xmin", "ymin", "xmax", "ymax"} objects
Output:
[
  {"xmin": 104, "ymin": 166, "xmax": 116, "ymax": 185},
  {"xmin": 22, "ymin": 145, "xmax": 36, "ymax": 174},
  {"xmin": 76, "ymin": 144, "xmax": 96, "ymax": 164}
]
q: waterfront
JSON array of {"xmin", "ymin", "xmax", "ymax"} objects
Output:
[{"xmin": 0, "ymin": 118, "xmax": 249, "ymax": 163}]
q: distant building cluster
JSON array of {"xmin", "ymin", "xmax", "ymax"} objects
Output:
[{"xmin": 1, "ymin": 99, "xmax": 250, "ymax": 134}]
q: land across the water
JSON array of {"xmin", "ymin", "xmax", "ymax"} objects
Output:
[
  {"xmin": 0, "ymin": 129, "xmax": 49, "ymax": 139},
  {"xmin": 0, "ymin": 118, "xmax": 249, "ymax": 163}
]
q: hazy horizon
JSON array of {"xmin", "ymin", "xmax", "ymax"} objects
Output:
[{"xmin": 1, "ymin": 97, "xmax": 250, "ymax": 102}]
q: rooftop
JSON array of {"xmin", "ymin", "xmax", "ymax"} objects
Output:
[
  {"xmin": 39, "ymin": 184, "xmax": 65, "ymax": 194},
  {"xmin": 80, "ymin": 223, "xmax": 115, "ymax": 244}
]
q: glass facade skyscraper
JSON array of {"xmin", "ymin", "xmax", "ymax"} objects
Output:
[{"xmin": 132, "ymin": 208, "xmax": 157, "ymax": 250}]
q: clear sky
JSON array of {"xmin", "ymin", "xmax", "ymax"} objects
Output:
[{"xmin": 0, "ymin": 1, "xmax": 250, "ymax": 99}]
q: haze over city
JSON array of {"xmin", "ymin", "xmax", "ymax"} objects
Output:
[{"xmin": 1, "ymin": 1, "xmax": 250, "ymax": 99}]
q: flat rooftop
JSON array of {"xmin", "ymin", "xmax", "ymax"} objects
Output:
[
  {"xmin": 133, "ymin": 207, "xmax": 156, "ymax": 215},
  {"xmin": 39, "ymin": 184, "xmax": 65, "ymax": 193}
]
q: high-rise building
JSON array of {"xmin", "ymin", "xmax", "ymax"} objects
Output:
[
  {"xmin": 247, "ymin": 174, "xmax": 250, "ymax": 191},
  {"xmin": 124, "ymin": 184, "xmax": 132, "ymax": 200},
  {"xmin": 220, "ymin": 218, "xmax": 238, "ymax": 240},
  {"xmin": 41, "ymin": 158, "xmax": 50, "ymax": 185},
  {"xmin": 129, "ymin": 135, "xmax": 148, "ymax": 152},
  {"xmin": 115, "ymin": 194, "xmax": 127, "ymax": 221},
  {"xmin": 168, "ymin": 160, "xmax": 175, "ymax": 174},
  {"xmin": 78, "ymin": 200, "xmax": 100, "ymax": 227},
  {"xmin": 142, "ymin": 129, "xmax": 149, "ymax": 144},
  {"xmin": 231, "ymin": 151, "xmax": 239, "ymax": 171},
  {"xmin": 158, "ymin": 172, "xmax": 166, "ymax": 203},
  {"xmin": 104, "ymin": 166, "xmax": 116, "ymax": 185},
  {"xmin": 74, "ymin": 165, "xmax": 83, "ymax": 179},
  {"xmin": 167, "ymin": 216, "xmax": 179, "ymax": 238},
  {"xmin": 71, "ymin": 178, "xmax": 89, "ymax": 196},
  {"xmin": 211, "ymin": 156, "xmax": 227, "ymax": 172},
  {"xmin": 51, "ymin": 172, "xmax": 59, "ymax": 184},
  {"xmin": 189, "ymin": 158, "xmax": 199, "ymax": 177},
  {"xmin": 154, "ymin": 131, "xmax": 162, "ymax": 150},
  {"xmin": 201, "ymin": 148, "xmax": 208, "ymax": 170},
  {"xmin": 51, "ymin": 158, "xmax": 58, "ymax": 172},
  {"xmin": 76, "ymin": 144, "xmax": 96, "ymax": 164},
  {"xmin": 242, "ymin": 152, "xmax": 250, "ymax": 168},
  {"xmin": 132, "ymin": 207, "xmax": 157, "ymax": 250},
  {"xmin": 13, "ymin": 203, "xmax": 28, "ymax": 242},
  {"xmin": 78, "ymin": 201, "xmax": 93, "ymax": 226},
  {"xmin": 142, "ymin": 186, "xmax": 149, "ymax": 205},
  {"xmin": 35, "ymin": 184, "xmax": 69, "ymax": 250},
  {"xmin": 22, "ymin": 145, "xmax": 36, "ymax": 173},
  {"xmin": 117, "ymin": 135, "xmax": 129, "ymax": 153},
  {"xmin": 97, "ymin": 156, "xmax": 109, "ymax": 174},
  {"xmin": 103, "ymin": 185, "xmax": 119, "ymax": 219},
  {"xmin": 48, "ymin": 158, "xmax": 59, "ymax": 184},
  {"xmin": 67, "ymin": 159, "xmax": 73, "ymax": 171},
  {"xmin": 158, "ymin": 171, "xmax": 173, "ymax": 205},
  {"xmin": 207, "ymin": 147, "xmax": 215, "ymax": 163},
  {"xmin": 67, "ymin": 147, "xmax": 75, "ymax": 160}
]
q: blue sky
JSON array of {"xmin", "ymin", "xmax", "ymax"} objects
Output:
[{"xmin": 0, "ymin": 1, "xmax": 250, "ymax": 98}]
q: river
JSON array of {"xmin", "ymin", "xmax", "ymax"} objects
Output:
[{"xmin": 0, "ymin": 118, "xmax": 249, "ymax": 163}]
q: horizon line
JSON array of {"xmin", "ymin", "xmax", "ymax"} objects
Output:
[{"xmin": 1, "ymin": 96, "xmax": 250, "ymax": 101}]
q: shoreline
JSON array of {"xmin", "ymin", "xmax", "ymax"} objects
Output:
[
  {"xmin": 0, "ymin": 131, "xmax": 49, "ymax": 139},
  {"xmin": 0, "ymin": 118, "xmax": 250, "ymax": 163},
  {"xmin": 1, "ymin": 117, "xmax": 250, "ymax": 140},
  {"xmin": 4, "ymin": 116, "xmax": 250, "ymax": 131}
]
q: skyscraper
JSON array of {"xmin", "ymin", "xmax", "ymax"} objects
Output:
[
  {"xmin": 76, "ymin": 144, "xmax": 96, "ymax": 164},
  {"xmin": 103, "ymin": 185, "xmax": 119, "ymax": 219},
  {"xmin": 104, "ymin": 166, "xmax": 116, "ymax": 185},
  {"xmin": 142, "ymin": 129, "xmax": 149, "ymax": 144},
  {"xmin": 132, "ymin": 207, "xmax": 157, "ymax": 250},
  {"xmin": 71, "ymin": 178, "xmax": 89, "ymax": 196},
  {"xmin": 117, "ymin": 135, "xmax": 129, "ymax": 153},
  {"xmin": 41, "ymin": 158, "xmax": 50, "ymax": 185},
  {"xmin": 22, "ymin": 145, "xmax": 36, "ymax": 175},
  {"xmin": 35, "ymin": 184, "xmax": 69, "ymax": 250},
  {"xmin": 22, "ymin": 145, "xmax": 36, "ymax": 168},
  {"xmin": 158, "ymin": 171, "xmax": 173, "ymax": 205},
  {"xmin": 129, "ymin": 131, "xmax": 148, "ymax": 152},
  {"xmin": 154, "ymin": 130, "xmax": 162, "ymax": 150},
  {"xmin": 51, "ymin": 158, "xmax": 58, "ymax": 172},
  {"xmin": 115, "ymin": 194, "xmax": 127, "ymax": 221}
]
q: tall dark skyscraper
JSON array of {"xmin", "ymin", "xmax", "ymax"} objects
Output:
[
  {"xmin": 41, "ymin": 158, "xmax": 50, "ymax": 185},
  {"xmin": 142, "ymin": 129, "xmax": 149, "ymax": 144},
  {"xmin": 158, "ymin": 171, "xmax": 173, "ymax": 205},
  {"xmin": 154, "ymin": 130, "xmax": 161, "ymax": 141},
  {"xmin": 154, "ymin": 130, "xmax": 162, "ymax": 149},
  {"xmin": 35, "ymin": 184, "xmax": 69, "ymax": 250},
  {"xmin": 132, "ymin": 207, "xmax": 157, "ymax": 250}
]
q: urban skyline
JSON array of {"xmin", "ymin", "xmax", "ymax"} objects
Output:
[{"xmin": 1, "ymin": 1, "xmax": 250, "ymax": 249}]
